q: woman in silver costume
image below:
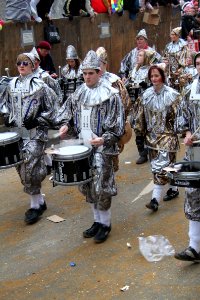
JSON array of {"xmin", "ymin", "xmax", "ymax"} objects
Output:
[
  {"xmin": 56, "ymin": 50, "xmax": 125, "ymax": 243},
  {"xmin": 134, "ymin": 65, "xmax": 182, "ymax": 212},
  {"xmin": 61, "ymin": 45, "xmax": 84, "ymax": 104},
  {"xmin": 174, "ymin": 52, "xmax": 200, "ymax": 262},
  {"xmin": 163, "ymin": 27, "xmax": 188, "ymax": 90},
  {"xmin": 0, "ymin": 53, "xmax": 57, "ymax": 224},
  {"xmin": 126, "ymin": 49, "xmax": 154, "ymax": 164}
]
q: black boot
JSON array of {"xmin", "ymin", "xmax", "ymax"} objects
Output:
[
  {"xmin": 136, "ymin": 155, "xmax": 148, "ymax": 164},
  {"xmin": 94, "ymin": 224, "xmax": 111, "ymax": 243},
  {"xmin": 163, "ymin": 188, "xmax": 179, "ymax": 201},
  {"xmin": 135, "ymin": 136, "xmax": 148, "ymax": 164},
  {"xmin": 24, "ymin": 208, "xmax": 43, "ymax": 224},
  {"xmin": 83, "ymin": 222, "xmax": 101, "ymax": 238},
  {"xmin": 146, "ymin": 198, "xmax": 159, "ymax": 212}
]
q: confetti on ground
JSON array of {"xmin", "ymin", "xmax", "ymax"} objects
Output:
[
  {"xmin": 120, "ymin": 285, "xmax": 129, "ymax": 292},
  {"xmin": 47, "ymin": 215, "xmax": 66, "ymax": 223}
]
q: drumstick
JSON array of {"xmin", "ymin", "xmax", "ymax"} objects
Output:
[
  {"xmin": 191, "ymin": 126, "xmax": 200, "ymax": 138},
  {"xmin": 52, "ymin": 132, "xmax": 61, "ymax": 138},
  {"xmin": 181, "ymin": 127, "xmax": 200, "ymax": 144}
]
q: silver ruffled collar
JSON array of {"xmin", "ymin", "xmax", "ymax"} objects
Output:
[
  {"xmin": 142, "ymin": 85, "xmax": 180, "ymax": 111},
  {"xmin": 74, "ymin": 78, "xmax": 119, "ymax": 107},
  {"xmin": 165, "ymin": 38, "xmax": 187, "ymax": 54},
  {"xmin": 101, "ymin": 71, "xmax": 120, "ymax": 84}
]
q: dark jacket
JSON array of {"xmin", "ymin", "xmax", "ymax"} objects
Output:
[{"xmin": 38, "ymin": 52, "xmax": 56, "ymax": 75}]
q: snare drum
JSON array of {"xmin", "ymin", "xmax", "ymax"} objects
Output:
[
  {"xmin": 52, "ymin": 145, "xmax": 92, "ymax": 186},
  {"xmin": 0, "ymin": 132, "xmax": 23, "ymax": 169},
  {"xmin": 167, "ymin": 161, "xmax": 200, "ymax": 188}
]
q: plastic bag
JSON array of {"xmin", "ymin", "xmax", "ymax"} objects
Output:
[
  {"xmin": 138, "ymin": 235, "xmax": 175, "ymax": 262},
  {"xmin": 44, "ymin": 21, "xmax": 60, "ymax": 44}
]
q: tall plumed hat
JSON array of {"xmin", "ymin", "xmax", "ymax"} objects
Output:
[
  {"xmin": 66, "ymin": 45, "xmax": 78, "ymax": 60},
  {"xmin": 136, "ymin": 29, "xmax": 148, "ymax": 40},
  {"xmin": 17, "ymin": 52, "xmax": 35, "ymax": 67},
  {"xmin": 30, "ymin": 47, "xmax": 41, "ymax": 61},
  {"xmin": 96, "ymin": 47, "xmax": 108, "ymax": 64},
  {"xmin": 171, "ymin": 27, "xmax": 182, "ymax": 36},
  {"xmin": 81, "ymin": 50, "xmax": 101, "ymax": 70},
  {"xmin": 194, "ymin": 52, "xmax": 200, "ymax": 67}
]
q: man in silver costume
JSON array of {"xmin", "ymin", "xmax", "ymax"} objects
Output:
[
  {"xmin": 61, "ymin": 45, "xmax": 84, "ymax": 104},
  {"xmin": 96, "ymin": 46, "xmax": 131, "ymax": 171},
  {"xmin": 0, "ymin": 53, "xmax": 57, "ymax": 224},
  {"xmin": 57, "ymin": 50, "xmax": 125, "ymax": 243},
  {"xmin": 134, "ymin": 65, "xmax": 182, "ymax": 212},
  {"xmin": 163, "ymin": 27, "xmax": 188, "ymax": 90},
  {"xmin": 174, "ymin": 52, "xmax": 200, "ymax": 262},
  {"xmin": 119, "ymin": 29, "xmax": 162, "ymax": 81},
  {"xmin": 30, "ymin": 47, "xmax": 63, "ymax": 107}
]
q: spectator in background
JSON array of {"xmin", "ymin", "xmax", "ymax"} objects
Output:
[
  {"xmin": 5, "ymin": 0, "xmax": 32, "ymax": 22},
  {"xmin": 36, "ymin": 41, "xmax": 57, "ymax": 78},
  {"xmin": 123, "ymin": 0, "xmax": 140, "ymax": 20},
  {"xmin": 62, "ymin": 0, "xmax": 96, "ymax": 21},
  {"xmin": 181, "ymin": 3, "xmax": 197, "ymax": 40},
  {"xmin": 35, "ymin": 0, "xmax": 54, "ymax": 20},
  {"xmin": 91, "ymin": 0, "xmax": 112, "ymax": 15}
]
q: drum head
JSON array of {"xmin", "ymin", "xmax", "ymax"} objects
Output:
[
  {"xmin": 54, "ymin": 145, "xmax": 91, "ymax": 161},
  {"xmin": 59, "ymin": 145, "xmax": 89, "ymax": 155},
  {"xmin": 0, "ymin": 132, "xmax": 19, "ymax": 145}
]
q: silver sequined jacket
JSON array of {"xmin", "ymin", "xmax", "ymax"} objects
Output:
[
  {"xmin": 55, "ymin": 79, "xmax": 125, "ymax": 154},
  {"xmin": 134, "ymin": 85, "xmax": 182, "ymax": 152}
]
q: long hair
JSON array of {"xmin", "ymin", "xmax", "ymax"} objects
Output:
[{"xmin": 148, "ymin": 65, "xmax": 165, "ymax": 83}]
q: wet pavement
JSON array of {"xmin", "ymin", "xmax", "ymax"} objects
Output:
[{"xmin": 1, "ymin": 133, "xmax": 200, "ymax": 300}]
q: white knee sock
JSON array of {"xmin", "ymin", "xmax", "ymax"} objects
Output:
[
  {"xmin": 169, "ymin": 185, "xmax": 178, "ymax": 191},
  {"xmin": 99, "ymin": 209, "xmax": 111, "ymax": 227},
  {"xmin": 44, "ymin": 154, "xmax": 52, "ymax": 166},
  {"xmin": 30, "ymin": 193, "xmax": 44, "ymax": 209},
  {"xmin": 152, "ymin": 184, "xmax": 165, "ymax": 203},
  {"xmin": 90, "ymin": 204, "xmax": 100, "ymax": 223},
  {"xmin": 30, "ymin": 194, "xmax": 40, "ymax": 209},
  {"xmin": 189, "ymin": 220, "xmax": 200, "ymax": 253}
]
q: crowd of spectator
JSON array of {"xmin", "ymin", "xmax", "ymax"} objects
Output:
[{"xmin": 2, "ymin": 0, "xmax": 199, "ymax": 24}]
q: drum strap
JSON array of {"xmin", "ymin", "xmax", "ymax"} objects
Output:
[{"xmin": 190, "ymin": 78, "xmax": 200, "ymax": 101}]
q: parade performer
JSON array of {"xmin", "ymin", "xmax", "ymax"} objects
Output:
[
  {"xmin": 30, "ymin": 47, "xmax": 63, "ymax": 107},
  {"xmin": 0, "ymin": 53, "xmax": 57, "ymax": 224},
  {"xmin": 119, "ymin": 29, "xmax": 162, "ymax": 81},
  {"xmin": 61, "ymin": 45, "xmax": 84, "ymax": 103},
  {"xmin": 134, "ymin": 65, "xmax": 182, "ymax": 212},
  {"xmin": 56, "ymin": 50, "xmax": 125, "ymax": 243},
  {"xmin": 174, "ymin": 52, "xmax": 200, "ymax": 262},
  {"xmin": 163, "ymin": 27, "xmax": 188, "ymax": 90},
  {"xmin": 30, "ymin": 46, "xmax": 62, "ymax": 174},
  {"xmin": 125, "ymin": 49, "xmax": 154, "ymax": 164},
  {"xmin": 96, "ymin": 46, "xmax": 131, "ymax": 171}
]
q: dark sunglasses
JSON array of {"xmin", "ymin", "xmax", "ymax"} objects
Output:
[{"xmin": 16, "ymin": 61, "xmax": 31, "ymax": 66}]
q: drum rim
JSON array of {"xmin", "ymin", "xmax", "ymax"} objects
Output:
[
  {"xmin": 53, "ymin": 177, "xmax": 92, "ymax": 186},
  {"xmin": 0, "ymin": 160, "xmax": 23, "ymax": 169},
  {"xmin": 0, "ymin": 132, "xmax": 20, "ymax": 145},
  {"xmin": 53, "ymin": 147, "xmax": 91, "ymax": 161}
]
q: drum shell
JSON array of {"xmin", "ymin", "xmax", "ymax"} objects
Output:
[
  {"xmin": 52, "ymin": 146, "xmax": 92, "ymax": 186},
  {"xmin": 0, "ymin": 132, "xmax": 23, "ymax": 169},
  {"xmin": 167, "ymin": 161, "xmax": 200, "ymax": 188}
]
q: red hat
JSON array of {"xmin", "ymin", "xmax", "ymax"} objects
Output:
[{"xmin": 37, "ymin": 41, "xmax": 51, "ymax": 50}]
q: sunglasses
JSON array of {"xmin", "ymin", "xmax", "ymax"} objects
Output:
[{"xmin": 16, "ymin": 61, "xmax": 31, "ymax": 66}]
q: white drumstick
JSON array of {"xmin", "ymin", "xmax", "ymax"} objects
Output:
[{"xmin": 52, "ymin": 132, "xmax": 61, "ymax": 138}]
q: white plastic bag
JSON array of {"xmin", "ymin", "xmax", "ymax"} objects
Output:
[{"xmin": 138, "ymin": 235, "xmax": 175, "ymax": 262}]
